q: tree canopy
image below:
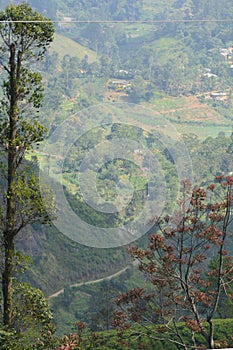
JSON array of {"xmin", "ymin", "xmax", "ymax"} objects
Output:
[{"xmin": 0, "ymin": 3, "xmax": 55, "ymax": 333}]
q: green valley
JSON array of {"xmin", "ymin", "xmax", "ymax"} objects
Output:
[{"xmin": 1, "ymin": 1, "xmax": 233, "ymax": 349}]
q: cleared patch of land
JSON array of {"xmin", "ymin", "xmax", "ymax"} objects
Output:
[{"xmin": 49, "ymin": 33, "xmax": 97, "ymax": 62}]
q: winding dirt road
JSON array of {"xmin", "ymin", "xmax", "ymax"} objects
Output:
[{"xmin": 48, "ymin": 264, "xmax": 131, "ymax": 299}]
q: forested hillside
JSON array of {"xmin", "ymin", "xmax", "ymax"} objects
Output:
[
  {"xmin": 20, "ymin": 0, "xmax": 233, "ymax": 125},
  {"xmin": 5, "ymin": 0, "xmax": 233, "ymax": 315},
  {"xmin": 1, "ymin": 1, "xmax": 233, "ymax": 349}
]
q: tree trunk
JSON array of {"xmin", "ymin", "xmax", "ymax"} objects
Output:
[
  {"xmin": 208, "ymin": 320, "xmax": 214, "ymax": 349},
  {"xmin": 2, "ymin": 42, "xmax": 18, "ymax": 329},
  {"xmin": 2, "ymin": 237, "xmax": 15, "ymax": 327}
]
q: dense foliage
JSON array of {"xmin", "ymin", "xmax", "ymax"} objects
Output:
[
  {"xmin": 1, "ymin": 1, "xmax": 233, "ymax": 348},
  {"xmin": 0, "ymin": 3, "xmax": 55, "ymax": 346}
]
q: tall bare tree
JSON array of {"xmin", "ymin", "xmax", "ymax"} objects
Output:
[{"xmin": 114, "ymin": 176, "xmax": 233, "ymax": 349}]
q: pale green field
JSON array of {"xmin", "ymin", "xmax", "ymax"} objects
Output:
[{"xmin": 49, "ymin": 33, "xmax": 97, "ymax": 62}]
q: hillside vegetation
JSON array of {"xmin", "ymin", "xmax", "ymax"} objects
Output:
[
  {"xmin": 1, "ymin": 0, "xmax": 233, "ymax": 345},
  {"xmin": 50, "ymin": 33, "xmax": 97, "ymax": 62},
  {"xmin": 22, "ymin": 0, "xmax": 233, "ymax": 287}
]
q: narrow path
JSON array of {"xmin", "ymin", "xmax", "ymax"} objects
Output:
[{"xmin": 48, "ymin": 264, "xmax": 131, "ymax": 299}]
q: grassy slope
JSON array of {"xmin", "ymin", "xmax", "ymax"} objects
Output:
[
  {"xmin": 104, "ymin": 90, "xmax": 232, "ymax": 138},
  {"xmin": 49, "ymin": 33, "xmax": 97, "ymax": 62},
  {"xmin": 146, "ymin": 95, "xmax": 232, "ymax": 138}
]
